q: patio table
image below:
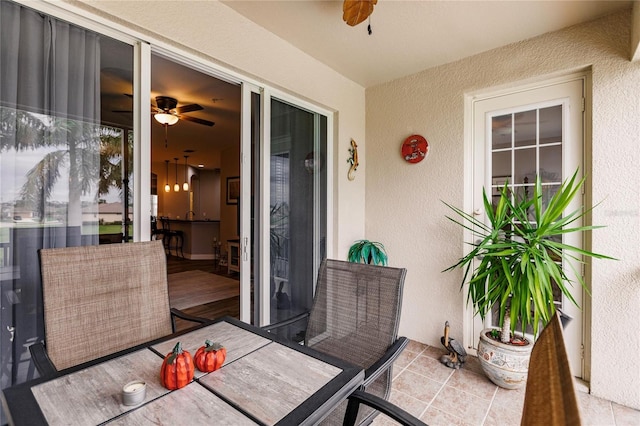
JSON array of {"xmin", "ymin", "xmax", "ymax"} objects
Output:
[{"xmin": 1, "ymin": 317, "xmax": 364, "ymax": 425}]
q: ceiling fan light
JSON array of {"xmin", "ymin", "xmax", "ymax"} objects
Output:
[{"xmin": 155, "ymin": 113, "xmax": 179, "ymax": 126}]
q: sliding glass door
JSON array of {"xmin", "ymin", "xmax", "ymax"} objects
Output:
[
  {"xmin": 0, "ymin": 2, "xmax": 135, "ymax": 412},
  {"xmin": 265, "ymin": 98, "xmax": 327, "ymax": 329}
]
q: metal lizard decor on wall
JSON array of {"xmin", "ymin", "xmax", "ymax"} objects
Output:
[{"xmin": 347, "ymin": 139, "xmax": 359, "ymax": 181}]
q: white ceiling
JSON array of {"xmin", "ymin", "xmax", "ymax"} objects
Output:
[
  {"xmin": 102, "ymin": 1, "xmax": 633, "ymax": 169},
  {"xmin": 222, "ymin": 0, "xmax": 632, "ymax": 87}
]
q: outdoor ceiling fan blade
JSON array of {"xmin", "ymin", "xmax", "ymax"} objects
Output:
[
  {"xmin": 343, "ymin": 0, "xmax": 377, "ymax": 26},
  {"xmin": 180, "ymin": 114, "xmax": 215, "ymax": 127},
  {"xmin": 175, "ymin": 103, "xmax": 203, "ymax": 114}
]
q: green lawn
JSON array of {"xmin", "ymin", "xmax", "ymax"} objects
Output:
[{"xmin": 100, "ymin": 224, "xmax": 126, "ymax": 234}]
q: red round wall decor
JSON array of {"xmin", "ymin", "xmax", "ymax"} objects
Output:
[{"xmin": 402, "ymin": 135, "xmax": 429, "ymax": 164}]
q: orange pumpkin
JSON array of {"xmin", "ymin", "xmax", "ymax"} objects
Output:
[
  {"xmin": 194, "ymin": 340, "xmax": 226, "ymax": 373},
  {"xmin": 160, "ymin": 342, "xmax": 194, "ymax": 390}
]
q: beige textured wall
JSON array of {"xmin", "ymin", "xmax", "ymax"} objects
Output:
[
  {"xmin": 366, "ymin": 10, "xmax": 640, "ymax": 409},
  {"xmin": 71, "ymin": 0, "xmax": 367, "ymax": 260}
]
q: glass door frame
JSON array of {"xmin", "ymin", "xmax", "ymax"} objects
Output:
[
  {"xmin": 465, "ymin": 73, "xmax": 589, "ymax": 377},
  {"xmin": 22, "ymin": 0, "xmax": 336, "ymax": 328},
  {"xmin": 248, "ymin": 87, "xmax": 334, "ymax": 326}
]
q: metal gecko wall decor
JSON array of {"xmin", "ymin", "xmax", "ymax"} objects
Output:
[{"xmin": 347, "ymin": 139, "xmax": 359, "ymax": 181}]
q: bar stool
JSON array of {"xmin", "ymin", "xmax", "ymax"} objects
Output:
[
  {"xmin": 170, "ymin": 230, "xmax": 184, "ymax": 258},
  {"xmin": 159, "ymin": 218, "xmax": 183, "ymax": 258}
]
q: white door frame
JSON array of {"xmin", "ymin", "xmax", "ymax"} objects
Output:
[{"xmin": 464, "ymin": 72, "xmax": 591, "ymax": 379}]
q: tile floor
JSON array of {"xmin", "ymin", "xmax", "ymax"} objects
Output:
[{"xmin": 372, "ymin": 340, "xmax": 640, "ymax": 425}]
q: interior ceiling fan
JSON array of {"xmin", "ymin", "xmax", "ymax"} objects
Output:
[{"xmin": 153, "ymin": 96, "xmax": 215, "ymax": 127}]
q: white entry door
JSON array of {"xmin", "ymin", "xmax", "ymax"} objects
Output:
[{"xmin": 470, "ymin": 75, "xmax": 587, "ymax": 378}]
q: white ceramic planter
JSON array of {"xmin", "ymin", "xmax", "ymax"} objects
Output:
[{"xmin": 477, "ymin": 328, "xmax": 533, "ymax": 390}]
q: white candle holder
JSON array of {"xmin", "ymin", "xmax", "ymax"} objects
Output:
[{"xmin": 122, "ymin": 380, "xmax": 146, "ymax": 406}]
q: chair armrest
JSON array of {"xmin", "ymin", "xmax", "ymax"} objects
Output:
[
  {"xmin": 28, "ymin": 341, "xmax": 58, "ymax": 378},
  {"xmin": 363, "ymin": 336, "xmax": 409, "ymax": 386},
  {"xmin": 343, "ymin": 389, "xmax": 427, "ymax": 426},
  {"xmin": 261, "ymin": 311, "xmax": 310, "ymax": 332},
  {"xmin": 170, "ymin": 308, "xmax": 210, "ymax": 332}
]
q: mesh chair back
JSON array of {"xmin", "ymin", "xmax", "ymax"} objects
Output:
[
  {"xmin": 39, "ymin": 240, "xmax": 173, "ymax": 370},
  {"xmin": 306, "ymin": 259, "xmax": 406, "ymax": 424}
]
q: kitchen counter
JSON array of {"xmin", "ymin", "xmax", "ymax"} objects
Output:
[
  {"xmin": 164, "ymin": 219, "xmax": 220, "ymax": 260},
  {"xmin": 165, "ymin": 219, "xmax": 219, "ymax": 223}
]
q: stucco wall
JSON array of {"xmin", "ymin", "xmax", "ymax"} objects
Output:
[
  {"xmin": 70, "ymin": 0, "xmax": 366, "ymax": 260},
  {"xmin": 366, "ymin": 10, "xmax": 640, "ymax": 409}
]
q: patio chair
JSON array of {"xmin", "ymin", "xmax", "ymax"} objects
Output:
[
  {"xmin": 264, "ymin": 259, "xmax": 409, "ymax": 425},
  {"xmin": 521, "ymin": 311, "xmax": 581, "ymax": 425},
  {"xmin": 29, "ymin": 240, "xmax": 207, "ymax": 377}
]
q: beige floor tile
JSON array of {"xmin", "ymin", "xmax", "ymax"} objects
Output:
[
  {"xmin": 391, "ymin": 369, "xmax": 443, "ymax": 404},
  {"xmin": 406, "ymin": 353, "xmax": 454, "ymax": 384},
  {"xmin": 429, "ymin": 385, "xmax": 492, "ymax": 425},
  {"xmin": 398, "ymin": 339, "xmax": 639, "ymax": 426},
  {"xmin": 483, "ymin": 404, "xmax": 523, "ymax": 426},
  {"xmin": 405, "ymin": 340, "xmax": 428, "ymax": 354},
  {"xmin": 370, "ymin": 415, "xmax": 397, "ymax": 425},
  {"xmin": 445, "ymin": 368, "xmax": 498, "ymax": 401},
  {"xmin": 388, "ymin": 389, "xmax": 429, "ymax": 418},
  {"xmin": 420, "ymin": 405, "xmax": 476, "ymax": 426},
  {"xmin": 461, "ymin": 355, "xmax": 485, "ymax": 376},
  {"xmin": 491, "ymin": 385, "xmax": 526, "ymax": 415},
  {"xmin": 394, "ymin": 347, "xmax": 418, "ymax": 369},
  {"xmin": 424, "ymin": 345, "xmax": 447, "ymax": 360},
  {"xmin": 577, "ymin": 392, "xmax": 616, "ymax": 425},
  {"xmin": 611, "ymin": 402, "xmax": 640, "ymax": 425}
]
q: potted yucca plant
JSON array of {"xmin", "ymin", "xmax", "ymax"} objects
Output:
[{"xmin": 443, "ymin": 170, "xmax": 613, "ymax": 389}]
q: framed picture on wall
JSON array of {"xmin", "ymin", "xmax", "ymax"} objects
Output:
[{"xmin": 226, "ymin": 176, "xmax": 240, "ymax": 205}]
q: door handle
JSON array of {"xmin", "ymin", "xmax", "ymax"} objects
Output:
[{"xmin": 243, "ymin": 237, "xmax": 249, "ymax": 261}]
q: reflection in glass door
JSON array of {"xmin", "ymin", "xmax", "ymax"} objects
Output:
[
  {"xmin": 0, "ymin": 2, "xmax": 135, "ymax": 419},
  {"xmin": 268, "ymin": 99, "xmax": 327, "ymax": 334}
]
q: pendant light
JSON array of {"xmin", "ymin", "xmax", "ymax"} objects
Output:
[
  {"xmin": 173, "ymin": 158, "xmax": 180, "ymax": 192},
  {"xmin": 164, "ymin": 160, "xmax": 170, "ymax": 192},
  {"xmin": 183, "ymin": 155, "xmax": 189, "ymax": 191}
]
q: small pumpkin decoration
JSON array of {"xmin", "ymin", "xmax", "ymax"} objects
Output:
[
  {"xmin": 160, "ymin": 342, "xmax": 194, "ymax": 390},
  {"xmin": 194, "ymin": 340, "xmax": 226, "ymax": 373}
]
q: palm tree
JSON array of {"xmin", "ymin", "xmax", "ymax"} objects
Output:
[{"xmin": 1, "ymin": 106, "xmax": 130, "ymax": 225}]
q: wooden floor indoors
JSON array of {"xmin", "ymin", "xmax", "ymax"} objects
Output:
[{"xmin": 166, "ymin": 254, "xmax": 240, "ymax": 330}]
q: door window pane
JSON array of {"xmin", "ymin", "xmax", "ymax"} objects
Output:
[
  {"xmin": 490, "ymin": 103, "xmax": 565, "ymax": 332},
  {"xmin": 540, "ymin": 105, "xmax": 562, "ymax": 144},
  {"xmin": 491, "ymin": 114, "xmax": 512, "ymax": 150},
  {"xmin": 514, "ymin": 109, "xmax": 537, "ymax": 147}
]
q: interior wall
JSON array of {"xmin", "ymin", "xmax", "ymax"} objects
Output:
[
  {"xmin": 197, "ymin": 169, "xmax": 221, "ymax": 221},
  {"xmin": 366, "ymin": 10, "xmax": 640, "ymax": 409},
  {"xmin": 219, "ymin": 144, "xmax": 240, "ymax": 252}
]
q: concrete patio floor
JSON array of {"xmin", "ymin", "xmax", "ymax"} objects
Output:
[{"xmin": 373, "ymin": 340, "xmax": 640, "ymax": 425}]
